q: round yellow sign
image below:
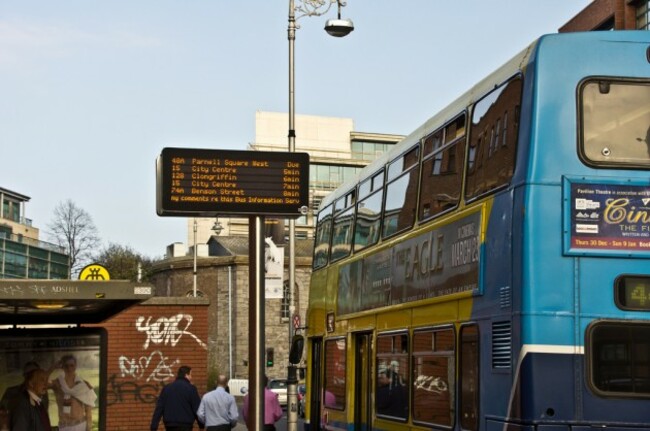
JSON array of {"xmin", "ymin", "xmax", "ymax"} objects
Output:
[{"xmin": 79, "ymin": 264, "xmax": 111, "ymax": 281}]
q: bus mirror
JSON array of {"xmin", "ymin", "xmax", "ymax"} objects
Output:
[{"xmin": 289, "ymin": 335, "xmax": 304, "ymax": 364}]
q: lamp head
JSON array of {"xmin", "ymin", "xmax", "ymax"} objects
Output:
[{"xmin": 324, "ymin": 18, "xmax": 354, "ymax": 37}]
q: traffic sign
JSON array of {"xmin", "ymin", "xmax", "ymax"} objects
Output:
[{"xmin": 292, "ymin": 314, "xmax": 300, "ymax": 330}]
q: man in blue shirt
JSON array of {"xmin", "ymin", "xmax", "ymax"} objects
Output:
[
  {"xmin": 150, "ymin": 366, "xmax": 203, "ymax": 431},
  {"xmin": 197, "ymin": 375, "xmax": 238, "ymax": 431}
]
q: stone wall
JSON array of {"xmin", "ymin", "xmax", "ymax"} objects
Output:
[{"xmin": 149, "ymin": 253, "xmax": 312, "ymax": 385}]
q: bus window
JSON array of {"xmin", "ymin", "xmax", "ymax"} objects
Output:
[
  {"xmin": 412, "ymin": 327, "xmax": 455, "ymax": 428},
  {"xmin": 460, "ymin": 324, "xmax": 479, "ymax": 431},
  {"xmin": 355, "ymin": 170, "xmax": 384, "ymax": 251},
  {"xmin": 313, "ymin": 204, "xmax": 333, "ymax": 269},
  {"xmin": 419, "ymin": 115, "xmax": 466, "ymax": 222},
  {"xmin": 587, "ymin": 321, "xmax": 650, "ymax": 397},
  {"xmin": 331, "ymin": 191, "xmax": 356, "ymax": 262},
  {"xmin": 465, "ymin": 76, "xmax": 522, "ymax": 201},
  {"xmin": 383, "ymin": 146, "xmax": 420, "ymax": 238},
  {"xmin": 580, "ymin": 79, "xmax": 650, "ymax": 167},
  {"xmin": 376, "ymin": 332, "xmax": 409, "ymax": 421},
  {"xmin": 324, "ymin": 338, "xmax": 346, "ymax": 410}
]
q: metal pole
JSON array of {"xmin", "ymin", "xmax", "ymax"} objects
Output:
[
  {"xmin": 228, "ymin": 265, "xmax": 233, "ymax": 379},
  {"xmin": 248, "ymin": 216, "xmax": 266, "ymax": 431},
  {"xmin": 192, "ymin": 218, "xmax": 197, "ymax": 297},
  {"xmin": 287, "ymin": 2, "xmax": 299, "ymax": 431}
]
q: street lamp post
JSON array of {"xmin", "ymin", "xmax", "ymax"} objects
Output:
[{"xmin": 286, "ymin": 2, "xmax": 353, "ymax": 431}]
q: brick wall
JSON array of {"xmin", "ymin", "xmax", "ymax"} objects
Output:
[
  {"xmin": 87, "ymin": 297, "xmax": 209, "ymax": 431},
  {"xmin": 559, "ymin": 0, "xmax": 638, "ymax": 32}
]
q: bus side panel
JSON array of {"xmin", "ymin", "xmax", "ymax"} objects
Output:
[
  {"xmin": 578, "ymin": 258, "xmax": 650, "ymax": 425},
  {"xmin": 474, "ymin": 191, "xmax": 518, "ymax": 423}
]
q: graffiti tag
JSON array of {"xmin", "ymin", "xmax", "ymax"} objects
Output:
[
  {"xmin": 135, "ymin": 314, "xmax": 207, "ymax": 350},
  {"xmin": 118, "ymin": 350, "xmax": 179, "ymax": 382}
]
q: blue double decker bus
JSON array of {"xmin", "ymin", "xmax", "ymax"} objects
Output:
[{"xmin": 305, "ymin": 31, "xmax": 650, "ymax": 431}]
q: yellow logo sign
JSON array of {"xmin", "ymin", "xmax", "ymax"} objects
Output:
[{"xmin": 79, "ymin": 264, "xmax": 111, "ymax": 281}]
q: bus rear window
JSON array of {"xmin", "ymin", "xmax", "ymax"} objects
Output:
[
  {"xmin": 580, "ymin": 79, "xmax": 650, "ymax": 167},
  {"xmin": 587, "ymin": 321, "xmax": 650, "ymax": 398}
]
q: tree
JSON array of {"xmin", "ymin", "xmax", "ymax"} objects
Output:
[
  {"xmin": 94, "ymin": 243, "xmax": 154, "ymax": 282},
  {"xmin": 48, "ymin": 199, "xmax": 101, "ymax": 277}
]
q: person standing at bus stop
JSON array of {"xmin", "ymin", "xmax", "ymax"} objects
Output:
[
  {"xmin": 242, "ymin": 375, "xmax": 282, "ymax": 431},
  {"xmin": 150, "ymin": 365, "xmax": 203, "ymax": 431}
]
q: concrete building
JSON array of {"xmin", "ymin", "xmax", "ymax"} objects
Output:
[
  {"xmin": 186, "ymin": 111, "xmax": 404, "ymax": 245},
  {"xmin": 0, "ymin": 187, "xmax": 69, "ymax": 279},
  {"xmin": 560, "ymin": 0, "xmax": 649, "ymax": 31}
]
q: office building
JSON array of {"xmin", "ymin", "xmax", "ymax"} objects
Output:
[{"xmin": 0, "ymin": 187, "xmax": 70, "ymax": 279}]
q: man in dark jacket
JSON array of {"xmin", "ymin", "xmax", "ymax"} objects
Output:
[
  {"xmin": 150, "ymin": 366, "xmax": 203, "ymax": 431},
  {"xmin": 11, "ymin": 368, "xmax": 52, "ymax": 431}
]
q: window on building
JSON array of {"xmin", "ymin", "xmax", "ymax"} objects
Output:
[
  {"xmin": 310, "ymin": 164, "xmax": 363, "ymax": 191},
  {"xmin": 352, "ymin": 141, "xmax": 393, "ymax": 161},
  {"xmin": 281, "ymin": 282, "xmax": 290, "ymax": 319},
  {"xmin": 637, "ymin": 1, "xmax": 649, "ymax": 29},
  {"xmin": 1, "ymin": 198, "xmax": 20, "ymax": 223}
]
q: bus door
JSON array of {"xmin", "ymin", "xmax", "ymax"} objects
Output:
[
  {"xmin": 353, "ymin": 332, "xmax": 373, "ymax": 431},
  {"xmin": 309, "ymin": 337, "xmax": 323, "ymax": 431}
]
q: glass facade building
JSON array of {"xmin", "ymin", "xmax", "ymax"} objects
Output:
[{"xmin": 0, "ymin": 187, "xmax": 70, "ymax": 279}]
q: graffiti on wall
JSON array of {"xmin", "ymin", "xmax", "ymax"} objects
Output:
[
  {"xmin": 135, "ymin": 314, "xmax": 208, "ymax": 350},
  {"xmin": 118, "ymin": 350, "xmax": 179, "ymax": 382},
  {"xmin": 108, "ymin": 313, "xmax": 207, "ymax": 407},
  {"xmin": 106, "ymin": 374, "xmax": 164, "ymax": 406}
]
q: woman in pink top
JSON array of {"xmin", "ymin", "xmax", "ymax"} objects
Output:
[{"xmin": 242, "ymin": 376, "xmax": 282, "ymax": 431}]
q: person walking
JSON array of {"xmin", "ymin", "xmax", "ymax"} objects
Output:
[
  {"xmin": 196, "ymin": 375, "xmax": 238, "ymax": 431},
  {"xmin": 150, "ymin": 366, "xmax": 203, "ymax": 431},
  {"xmin": 242, "ymin": 376, "xmax": 282, "ymax": 431}
]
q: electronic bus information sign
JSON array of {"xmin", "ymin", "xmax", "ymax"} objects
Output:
[{"xmin": 156, "ymin": 147, "xmax": 309, "ymax": 217}]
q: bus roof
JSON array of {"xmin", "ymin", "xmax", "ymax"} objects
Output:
[{"xmin": 317, "ymin": 36, "xmax": 538, "ymax": 213}]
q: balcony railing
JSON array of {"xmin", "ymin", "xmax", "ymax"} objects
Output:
[{"xmin": 0, "ymin": 232, "xmax": 66, "ymax": 254}]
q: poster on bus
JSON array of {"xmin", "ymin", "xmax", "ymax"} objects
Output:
[
  {"xmin": 565, "ymin": 179, "xmax": 650, "ymax": 256},
  {"xmin": 0, "ymin": 329, "xmax": 104, "ymax": 431},
  {"xmin": 338, "ymin": 210, "xmax": 481, "ymax": 314}
]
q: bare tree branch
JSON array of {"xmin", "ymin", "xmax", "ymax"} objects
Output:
[{"xmin": 48, "ymin": 199, "xmax": 100, "ymax": 277}]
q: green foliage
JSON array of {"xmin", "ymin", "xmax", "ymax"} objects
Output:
[{"xmin": 94, "ymin": 243, "xmax": 154, "ymax": 282}]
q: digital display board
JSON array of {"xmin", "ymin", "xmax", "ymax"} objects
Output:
[
  {"xmin": 616, "ymin": 276, "xmax": 650, "ymax": 311},
  {"xmin": 156, "ymin": 148, "xmax": 309, "ymax": 217}
]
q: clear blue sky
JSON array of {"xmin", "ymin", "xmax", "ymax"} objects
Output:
[{"xmin": 0, "ymin": 1, "xmax": 591, "ymax": 258}]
